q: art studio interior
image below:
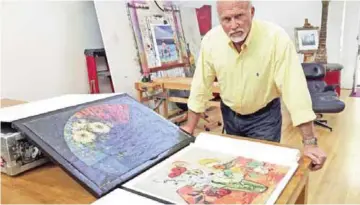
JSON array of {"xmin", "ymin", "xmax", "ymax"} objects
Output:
[{"xmin": 1, "ymin": 0, "xmax": 360, "ymax": 204}]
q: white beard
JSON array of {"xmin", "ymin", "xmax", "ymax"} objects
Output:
[
  {"xmin": 230, "ymin": 31, "xmax": 246, "ymax": 43},
  {"xmin": 230, "ymin": 35, "xmax": 246, "ymax": 43}
]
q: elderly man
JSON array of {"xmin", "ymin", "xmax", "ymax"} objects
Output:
[{"xmin": 181, "ymin": 0, "xmax": 327, "ymax": 170}]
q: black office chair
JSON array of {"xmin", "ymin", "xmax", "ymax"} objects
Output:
[{"xmin": 302, "ymin": 63, "xmax": 346, "ymax": 131}]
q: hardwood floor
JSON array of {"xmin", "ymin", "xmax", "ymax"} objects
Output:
[{"xmin": 193, "ymin": 89, "xmax": 360, "ymax": 204}]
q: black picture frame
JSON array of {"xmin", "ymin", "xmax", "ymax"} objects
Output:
[{"xmin": 11, "ymin": 93, "xmax": 195, "ymax": 198}]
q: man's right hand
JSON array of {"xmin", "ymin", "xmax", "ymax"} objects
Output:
[
  {"xmin": 179, "ymin": 110, "xmax": 201, "ymax": 136},
  {"xmin": 180, "ymin": 124, "xmax": 194, "ymax": 135}
]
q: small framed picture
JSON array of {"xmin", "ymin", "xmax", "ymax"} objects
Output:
[
  {"xmin": 150, "ymin": 24, "xmax": 179, "ymax": 66},
  {"xmin": 294, "ymin": 27, "xmax": 319, "ymax": 53}
]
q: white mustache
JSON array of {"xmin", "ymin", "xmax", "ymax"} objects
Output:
[{"xmin": 230, "ymin": 30, "xmax": 244, "ymax": 36}]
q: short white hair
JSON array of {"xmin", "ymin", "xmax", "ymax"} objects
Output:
[{"xmin": 216, "ymin": 0, "xmax": 253, "ymax": 10}]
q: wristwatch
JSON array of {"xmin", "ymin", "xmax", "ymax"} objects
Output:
[{"xmin": 302, "ymin": 137, "xmax": 318, "ymax": 146}]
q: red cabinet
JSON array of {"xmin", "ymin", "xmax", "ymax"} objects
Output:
[
  {"xmin": 196, "ymin": 5, "xmax": 212, "ymax": 36},
  {"xmin": 324, "ymin": 64, "xmax": 343, "ymax": 96}
]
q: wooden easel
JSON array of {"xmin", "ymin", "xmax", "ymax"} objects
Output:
[{"xmin": 302, "ymin": 19, "xmax": 316, "ymax": 63}]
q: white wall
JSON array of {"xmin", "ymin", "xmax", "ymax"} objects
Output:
[
  {"xmin": 252, "ymin": 1, "xmax": 321, "ymax": 39},
  {"xmin": 252, "ymin": 1, "xmax": 348, "ymax": 67},
  {"xmin": 1, "ymin": 1, "xmax": 104, "ymax": 102},
  {"xmin": 176, "ymin": 1, "xmax": 322, "ymax": 41},
  {"xmin": 93, "ymin": 1, "xmax": 142, "ymax": 99},
  {"xmin": 340, "ymin": 1, "xmax": 360, "ymax": 89}
]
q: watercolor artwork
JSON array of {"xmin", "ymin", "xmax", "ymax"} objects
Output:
[
  {"xmin": 128, "ymin": 146, "xmax": 290, "ymax": 204},
  {"xmin": 12, "ymin": 94, "xmax": 193, "ymax": 197},
  {"xmin": 151, "ymin": 24, "xmax": 179, "ymax": 65}
]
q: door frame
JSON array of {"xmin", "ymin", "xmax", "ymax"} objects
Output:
[{"xmin": 352, "ymin": 8, "xmax": 360, "ymax": 93}]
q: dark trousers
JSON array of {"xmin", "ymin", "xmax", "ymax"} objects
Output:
[{"xmin": 220, "ymin": 98, "xmax": 282, "ymax": 142}]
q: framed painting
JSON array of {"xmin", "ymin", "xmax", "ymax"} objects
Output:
[
  {"xmin": 12, "ymin": 93, "xmax": 194, "ymax": 198},
  {"xmin": 150, "ymin": 24, "xmax": 179, "ymax": 66},
  {"xmin": 294, "ymin": 27, "xmax": 319, "ymax": 53},
  {"xmin": 127, "ymin": 1, "xmax": 189, "ymax": 78}
]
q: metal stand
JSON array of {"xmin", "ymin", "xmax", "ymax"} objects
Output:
[
  {"xmin": 314, "ymin": 120, "xmax": 332, "ymax": 132},
  {"xmin": 314, "ymin": 114, "xmax": 332, "ymax": 131},
  {"xmin": 203, "ymin": 113, "xmax": 222, "ymax": 131}
]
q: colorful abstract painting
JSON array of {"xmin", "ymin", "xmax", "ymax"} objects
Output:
[
  {"xmin": 128, "ymin": 146, "xmax": 290, "ymax": 204},
  {"xmin": 12, "ymin": 94, "xmax": 193, "ymax": 197},
  {"xmin": 127, "ymin": 2, "xmax": 187, "ymax": 72}
]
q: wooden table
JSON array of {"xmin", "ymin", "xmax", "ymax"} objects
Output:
[
  {"xmin": 1, "ymin": 99, "xmax": 310, "ymax": 204},
  {"xmin": 135, "ymin": 77, "xmax": 220, "ymax": 118},
  {"xmin": 152, "ymin": 77, "xmax": 220, "ymax": 93}
]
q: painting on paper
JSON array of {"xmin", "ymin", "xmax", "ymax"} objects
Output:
[
  {"xmin": 151, "ymin": 24, "xmax": 179, "ymax": 65},
  {"xmin": 129, "ymin": 147, "xmax": 290, "ymax": 204}
]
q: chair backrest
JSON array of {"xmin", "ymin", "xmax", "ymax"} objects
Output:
[{"xmin": 301, "ymin": 63, "xmax": 326, "ymax": 80}]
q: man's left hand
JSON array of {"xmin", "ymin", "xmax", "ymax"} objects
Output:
[{"xmin": 303, "ymin": 145, "xmax": 327, "ymax": 171}]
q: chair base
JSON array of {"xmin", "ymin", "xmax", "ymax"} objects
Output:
[
  {"xmin": 202, "ymin": 113, "xmax": 222, "ymax": 131},
  {"xmin": 173, "ymin": 112, "xmax": 222, "ymax": 132},
  {"xmin": 314, "ymin": 119, "xmax": 332, "ymax": 132}
]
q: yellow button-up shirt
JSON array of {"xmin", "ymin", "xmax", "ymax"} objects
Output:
[{"xmin": 187, "ymin": 19, "xmax": 316, "ymax": 127}]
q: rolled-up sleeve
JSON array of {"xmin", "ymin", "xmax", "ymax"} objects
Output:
[
  {"xmin": 187, "ymin": 38, "xmax": 216, "ymax": 113},
  {"xmin": 274, "ymin": 38, "xmax": 316, "ymax": 127}
]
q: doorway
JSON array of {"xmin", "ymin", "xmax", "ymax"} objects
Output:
[{"xmin": 351, "ymin": 42, "xmax": 360, "ymax": 96}]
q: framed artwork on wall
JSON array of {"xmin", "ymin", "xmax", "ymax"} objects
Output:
[{"xmin": 294, "ymin": 27, "xmax": 319, "ymax": 53}]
